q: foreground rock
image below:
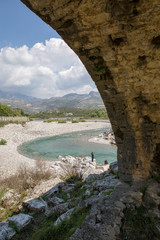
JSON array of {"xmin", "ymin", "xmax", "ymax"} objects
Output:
[
  {"xmin": 50, "ymin": 155, "xmax": 109, "ymax": 179},
  {"xmin": 8, "ymin": 214, "xmax": 33, "ymax": 232},
  {"xmin": 0, "ymin": 222, "xmax": 16, "ymax": 240},
  {"xmin": 1, "ymin": 159, "xmax": 160, "ymax": 240}
]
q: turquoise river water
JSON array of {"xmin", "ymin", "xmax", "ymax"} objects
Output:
[{"xmin": 19, "ymin": 128, "xmax": 117, "ymax": 165}]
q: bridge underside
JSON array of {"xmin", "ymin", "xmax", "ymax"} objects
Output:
[{"xmin": 21, "ymin": 0, "xmax": 160, "ymax": 181}]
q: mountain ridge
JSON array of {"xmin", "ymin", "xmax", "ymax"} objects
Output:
[{"xmin": 0, "ymin": 90, "xmax": 104, "ymax": 113}]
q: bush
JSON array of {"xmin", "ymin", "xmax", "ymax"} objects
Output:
[
  {"xmin": 79, "ymin": 119, "xmax": 86, "ymax": 122},
  {"xmin": 44, "ymin": 119, "xmax": 56, "ymax": 123},
  {"xmin": 58, "ymin": 120, "xmax": 66, "ymax": 123},
  {"xmin": 72, "ymin": 120, "xmax": 79, "ymax": 123},
  {"xmin": 0, "ymin": 139, "xmax": 7, "ymax": 145},
  {"xmin": 0, "ymin": 120, "xmax": 26, "ymax": 128}
]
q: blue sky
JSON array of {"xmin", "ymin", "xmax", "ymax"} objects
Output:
[
  {"xmin": 0, "ymin": 0, "xmax": 60, "ymax": 48},
  {"xmin": 0, "ymin": 0, "xmax": 96, "ymax": 99}
]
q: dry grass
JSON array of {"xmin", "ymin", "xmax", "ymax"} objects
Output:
[
  {"xmin": 0, "ymin": 158, "xmax": 52, "ymax": 220},
  {"xmin": 0, "ymin": 159, "xmax": 51, "ymax": 192},
  {"xmin": 61, "ymin": 166, "xmax": 83, "ymax": 183}
]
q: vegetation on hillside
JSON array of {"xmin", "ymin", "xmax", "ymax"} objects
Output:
[
  {"xmin": 0, "ymin": 103, "xmax": 27, "ymax": 117},
  {"xmin": 0, "ymin": 103, "xmax": 29, "ymax": 127},
  {"xmin": 30, "ymin": 107, "xmax": 108, "ymax": 120}
]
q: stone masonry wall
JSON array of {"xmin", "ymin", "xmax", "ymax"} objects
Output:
[{"xmin": 20, "ymin": 0, "xmax": 160, "ymax": 181}]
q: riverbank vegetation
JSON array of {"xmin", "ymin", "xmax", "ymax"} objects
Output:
[
  {"xmin": 0, "ymin": 103, "xmax": 27, "ymax": 117},
  {"xmin": 0, "ymin": 104, "xmax": 29, "ymax": 127},
  {"xmin": 0, "ymin": 103, "xmax": 108, "ymax": 122},
  {"xmin": 30, "ymin": 107, "xmax": 108, "ymax": 120},
  {"xmin": 0, "ymin": 139, "xmax": 7, "ymax": 145}
]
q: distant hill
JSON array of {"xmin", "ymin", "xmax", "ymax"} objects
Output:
[
  {"xmin": 0, "ymin": 90, "xmax": 40, "ymax": 102},
  {"xmin": 0, "ymin": 90, "xmax": 104, "ymax": 113}
]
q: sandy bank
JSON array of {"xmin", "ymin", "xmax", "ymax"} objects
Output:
[{"xmin": 0, "ymin": 121, "xmax": 110, "ymax": 179}]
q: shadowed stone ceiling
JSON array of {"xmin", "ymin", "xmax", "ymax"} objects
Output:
[{"xmin": 20, "ymin": 0, "xmax": 160, "ymax": 181}]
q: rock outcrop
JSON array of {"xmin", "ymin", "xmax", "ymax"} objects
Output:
[
  {"xmin": 20, "ymin": 0, "xmax": 160, "ymax": 181},
  {"xmin": 1, "ymin": 161, "xmax": 160, "ymax": 240}
]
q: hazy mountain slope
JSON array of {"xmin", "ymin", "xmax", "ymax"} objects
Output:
[{"xmin": 0, "ymin": 91, "xmax": 104, "ymax": 113}]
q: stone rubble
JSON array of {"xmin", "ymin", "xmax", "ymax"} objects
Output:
[
  {"xmin": 0, "ymin": 156, "xmax": 160, "ymax": 239},
  {"xmin": 54, "ymin": 208, "xmax": 74, "ymax": 226},
  {"xmin": 50, "ymin": 155, "xmax": 106, "ymax": 180},
  {"xmin": 89, "ymin": 129, "xmax": 116, "ymax": 146},
  {"xmin": 0, "ymin": 222, "xmax": 16, "ymax": 240},
  {"xmin": 7, "ymin": 213, "xmax": 33, "ymax": 232},
  {"xmin": 22, "ymin": 198, "xmax": 47, "ymax": 213}
]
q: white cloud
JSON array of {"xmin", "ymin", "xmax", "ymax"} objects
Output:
[{"xmin": 0, "ymin": 38, "xmax": 97, "ymax": 99}]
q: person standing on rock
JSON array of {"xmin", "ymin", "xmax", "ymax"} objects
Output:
[{"xmin": 91, "ymin": 152, "xmax": 94, "ymax": 162}]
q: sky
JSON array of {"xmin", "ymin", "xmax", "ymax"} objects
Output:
[{"xmin": 0, "ymin": 0, "xmax": 96, "ymax": 99}]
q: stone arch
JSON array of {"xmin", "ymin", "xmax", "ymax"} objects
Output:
[{"xmin": 20, "ymin": 0, "xmax": 160, "ymax": 181}]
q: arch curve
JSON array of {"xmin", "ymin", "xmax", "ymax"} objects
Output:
[{"xmin": 21, "ymin": 0, "xmax": 160, "ymax": 181}]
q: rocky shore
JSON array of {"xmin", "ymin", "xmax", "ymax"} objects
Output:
[
  {"xmin": 89, "ymin": 129, "xmax": 116, "ymax": 146},
  {"xmin": 0, "ymin": 156, "xmax": 160, "ymax": 240}
]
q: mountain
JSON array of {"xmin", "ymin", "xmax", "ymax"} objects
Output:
[
  {"xmin": 0, "ymin": 90, "xmax": 104, "ymax": 113},
  {"xmin": 0, "ymin": 90, "xmax": 40, "ymax": 102},
  {"xmin": 31, "ymin": 91, "xmax": 104, "ymax": 112}
]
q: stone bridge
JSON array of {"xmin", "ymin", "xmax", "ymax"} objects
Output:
[{"xmin": 20, "ymin": 0, "xmax": 160, "ymax": 181}]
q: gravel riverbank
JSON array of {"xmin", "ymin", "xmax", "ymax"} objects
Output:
[{"xmin": 0, "ymin": 121, "xmax": 110, "ymax": 179}]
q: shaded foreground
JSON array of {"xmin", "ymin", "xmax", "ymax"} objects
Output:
[{"xmin": 1, "ymin": 159, "xmax": 160, "ymax": 240}]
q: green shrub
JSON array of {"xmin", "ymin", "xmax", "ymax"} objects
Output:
[
  {"xmin": 44, "ymin": 119, "xmax": 56, "ymax": 123},
  {"xmin": 58, "ymin": 120, "xmax": 66, "ymax": 123},
  {"xmin": 79, "ymin": 119, "xmax": 86, "ymax": 122},
  {"xmin": 0, "ymin": 120, "xmax": 26, "ymax": 128},
  {"xmin": 0, "ymin": 139, "xmax": 7, "ymax": 145},
  {"xmin": 32, "ymin": 207, "xmax": 90, "ymax": 240},
  {"xmin": 72, "ymin": 120, "xmax": 79, "ymax": 123}
]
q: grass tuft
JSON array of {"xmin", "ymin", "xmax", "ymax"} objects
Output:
[{"xmin": 0, "ymin": 139, "xmax": 7, "ymax": 145}]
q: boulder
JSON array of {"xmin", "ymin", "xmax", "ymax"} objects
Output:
[
  {"xmin": 109, "ymin": 162, "xmax": 118, "ymax": 175},
  {"xmin": 8, "ymin": 213, "xmax": 33, "ymax": 232},
  {"xmin": 91, "ymin": 176, "xmax": 119, "ymax": 191},
  {"xmin": 0, "ymin": 189, "xmax": 20, "ymax": 208},
  {"xmin": 0, "ymin": 222, "xmax": 16, "ymax": 240},
  {"xmin": 82, "ymin": 167, "xmax": 103, "ymax": 180},
  {"xmin": 47, "ymin": 196, "xmax": 64, "ymax": 207},
  {"xmin": 44, "ymin": 182, "xmax": 65, "ymax": 199},
  {"xmin": 54, "ymin": 208, "xmax": 74, "ymax": 226},
  {"xmin": 22, "ymin": 198, "xmax": 47, "ymax": 213},
  {"xmin": 120, "ymin": 191, "xmax": 143, "ymax": 206},
  {"xmin": 45, "ymin": 203, "xmax": 69, "ymax": 218}
]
